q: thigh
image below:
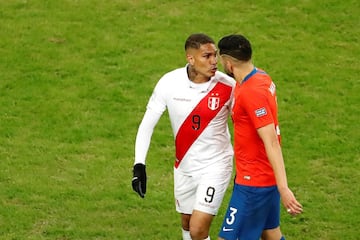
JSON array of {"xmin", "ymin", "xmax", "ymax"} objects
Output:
[
  {"xmin": 218, "ymin": 185, "xmax": 278, "ymax": 240},
  {"xmin": 219, "ymin": 184, "xmax": 260, "ymax": 240},
  {"xmin": 263, "ymin": 188, "xmax": 280, "ymax": 230},
  {"xmin": 193, "ymin": 167, "xmax": 232, "ymax": 215},
  {"xmin": 174, "ymin": 170, "xmax": 199, "ymax": 214}
]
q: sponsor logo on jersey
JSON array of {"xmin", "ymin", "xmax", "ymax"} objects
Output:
[
  {"xmin": 255, "ymin": 107, "xmax": 267, "ymax": 117},
  {"xmin": 208, "ymin": 93, "xmax": 220, "ymax": 110},
  {"xmin": 243, "ymin": 175, "xmax": 251, "ymax": 180},
  {"xmin": 222, "ymin": 227, "xmax": 234, "ymax": 232},
  {"xmin": 173, "ymin": 97, "xmax": 191, "ymax": 102}
]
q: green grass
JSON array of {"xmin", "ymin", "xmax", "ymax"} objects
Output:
[{"xmin": 0, "ymin": 0, "xmax": 359, "ymax": 239}]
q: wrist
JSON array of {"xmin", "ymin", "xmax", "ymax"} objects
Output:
[{"xmin": 277, "ymin": 185, "xmax": 288, "ymax": 194}]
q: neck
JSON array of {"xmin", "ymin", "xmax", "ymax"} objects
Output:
[
  {"xmin": 234, "ymin": 62, "xmax": 254, "ymax": 83},
  {"xmin": 187, "ymin": 65, "xmax": 210, "ymax": 83}
]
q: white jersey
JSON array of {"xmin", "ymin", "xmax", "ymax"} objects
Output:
[{"xmin": 135, "ymin": 65, "xmax": 235, "ymax": 175}]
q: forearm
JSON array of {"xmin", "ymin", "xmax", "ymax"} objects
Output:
[
  {"xmin": 257, "ymin": 124, "xmax": 288, "ymax": 191},
  {"xmin": 264, "ymin": 140, "xmax": 288, "ymax": 192},
  {"xmin": 134, "ymin": 109, "xmax": 162, "ymax": 165},
  {"xmin": 265, "ymin": 138, "xmax": 303, "ymax": 215},
  {"xmin": 258, "ymin": 124, "xmax": 303, "ymax": 214}
]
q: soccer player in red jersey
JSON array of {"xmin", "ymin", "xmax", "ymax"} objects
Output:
[
  {"xmin": 132, "ymin": 33, "xmax": 236, "ymax": 240},
  {"xmin": 217, "ymin": 34, "xmax": 303, "ymax": 240}
]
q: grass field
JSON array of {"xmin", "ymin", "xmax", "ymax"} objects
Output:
[{"xmin": 0, "ymin": 0, "xmax": 359, "ymax": 239}]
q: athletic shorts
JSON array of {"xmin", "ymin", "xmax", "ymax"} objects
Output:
[
  {"xmin": 174, "ymin": 166, "xmax": 232, "ymax": 215},
  {"xmin": 218, "ymin": 184, "xmax": 280, "ymax": 240}
]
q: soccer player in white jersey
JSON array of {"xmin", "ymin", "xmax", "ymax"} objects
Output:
[{"xmin": 132, "ymin": 33, "xmax": 236, "ymax": 240}]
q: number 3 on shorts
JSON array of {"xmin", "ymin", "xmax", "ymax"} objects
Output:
[{"xmin": 226, "ymin": 207, "xmax": 238, "ymax": 225}]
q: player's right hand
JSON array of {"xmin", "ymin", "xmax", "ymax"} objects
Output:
[{"xmin": 132, "ymin": 163, "xmax": 147, "ymax": 198}]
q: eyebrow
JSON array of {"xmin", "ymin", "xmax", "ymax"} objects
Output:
[{"xmin": 202, "ymin": 49, "xmax": 218, "ymax": 54}]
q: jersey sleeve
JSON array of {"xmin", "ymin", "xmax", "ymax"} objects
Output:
[
  {"xmin": 134, "ymin": 76, "xmax": 168, "ymax": 165},
  {"xmin": 146, "ymin": 76, "xmax": 168, "ymax": 114},
  {"xmin": 242, "ymin": 88, "xmax": 274, "ymax": 129},
  {"xmin": 134, "ymin": 108, "xmax": 162, "ymax": 165}
]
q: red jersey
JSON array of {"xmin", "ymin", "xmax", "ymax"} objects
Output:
[{"xmin": 232, "ymin": 68, "xmax": 280, "ymax": 187}]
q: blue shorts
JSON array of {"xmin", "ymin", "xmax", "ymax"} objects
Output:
[{"xmin": 218, "ymin": 184, "xmax": 280, "ymax": 240}]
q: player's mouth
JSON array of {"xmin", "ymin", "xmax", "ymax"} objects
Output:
[{"xmin": 210, "ymin": 67, "xmax": 217, "ymax": 73}]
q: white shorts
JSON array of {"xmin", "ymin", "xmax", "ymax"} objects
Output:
[{"xmin": 174, "ymin": 166, "xmax": 232, "ymax": 215}]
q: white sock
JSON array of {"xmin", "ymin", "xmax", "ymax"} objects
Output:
[
  {"xmin": 181, "ymin": 228, "xmax": 210, "ymax": 240},
  {"xmin": 182, "ymin": 228, "xmax": 192, "ymax": 240}
]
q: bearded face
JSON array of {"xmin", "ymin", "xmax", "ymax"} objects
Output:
[
  {"xmin": 220, "ymin": 57, "xmax": 234, "ymax": 78},
  {"xmin": 224, "ymin": 66, "xmax": 234, "ymax": 78}
]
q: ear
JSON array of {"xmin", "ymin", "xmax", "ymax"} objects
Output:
[
  {"xmin": 186, "ymin": 54, "xmax": 195, "ymax": 65},
  {"xmin": 226, "ymin": 60, "xmax": 233, "ymax": 72}
]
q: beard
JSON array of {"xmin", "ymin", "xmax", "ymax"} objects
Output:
[{"xmin": 224, "ymin": 67, "xmax": 234, "ymax": 78}]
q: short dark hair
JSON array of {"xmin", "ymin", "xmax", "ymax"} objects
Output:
[
  {"xmin": 185, "ymin": 33, "xmax": 215, "ymax": 50},
  {"xmin": 218, "ymin": 34, "xmax": 252, "ymax": 61}
]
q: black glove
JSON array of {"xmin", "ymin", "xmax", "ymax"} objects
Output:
[{"xmin": 132, "ymin": 163, "xmax": 146, "ymax": 198}]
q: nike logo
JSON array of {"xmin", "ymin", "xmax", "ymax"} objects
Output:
[{"xmin": 222, "ymin": 227, "xmax": 234, "ymax": 232}]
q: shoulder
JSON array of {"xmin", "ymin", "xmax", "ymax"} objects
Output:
[
  {"xmin": 162, "ymin": 66, "xmax": 187, "ymax": 79},
  {"xmin": 243, "ymin": 74, "xmax": 275, "ymax": 100},
  {"xmin": 247, "ymin": 69, "xmax": 274, "ymax": 89},
  {"xmin": 156, "ymin": 66, "xmax": 187, "ymax": 88},
  {"xmin": 255, "ymin": 68, "xmax": 273, "ymax": 84},
  {"xmin": 214, "ymin": 71, "xmax": 236, "ymax": 87}
]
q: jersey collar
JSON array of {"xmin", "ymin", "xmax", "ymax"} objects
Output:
[
  {"xmin": 185, "ymin": 64, "xmax": 214, "ymax": 93},
  {"xmin": 242, "ymin": 67, "xmax": 257, "ymax": 84}
]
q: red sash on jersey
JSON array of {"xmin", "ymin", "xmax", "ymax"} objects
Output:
[{"xmin": 174, "ymin": 82, "xmax": 232, "ymax": 168}]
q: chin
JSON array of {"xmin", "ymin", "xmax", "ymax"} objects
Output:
[{"xmin": 209, "ymin": 71, "xmax": 216, "ymax": 77}]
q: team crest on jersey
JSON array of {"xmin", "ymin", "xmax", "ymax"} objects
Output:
[{"xmin": 208, "ymin": 93, "xmax": 220, "ymax": 110}]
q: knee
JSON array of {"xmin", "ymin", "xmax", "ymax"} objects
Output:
[{"xmin": 189, "ymin": 225, "xmax": 208, "ymax": 240}]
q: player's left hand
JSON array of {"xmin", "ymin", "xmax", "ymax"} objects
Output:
[
  {"xmin": 280, "ymin": 188, "xmax": 303, "ymax": 216},
  {"xmin": 132, "ymin": 163, "xmax": 147, "ymax": 198}
]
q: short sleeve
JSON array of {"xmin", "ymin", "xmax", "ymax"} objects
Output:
[{"xmin": 242, "ymin": 88, "xmax": 274, "ymax": 129}]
